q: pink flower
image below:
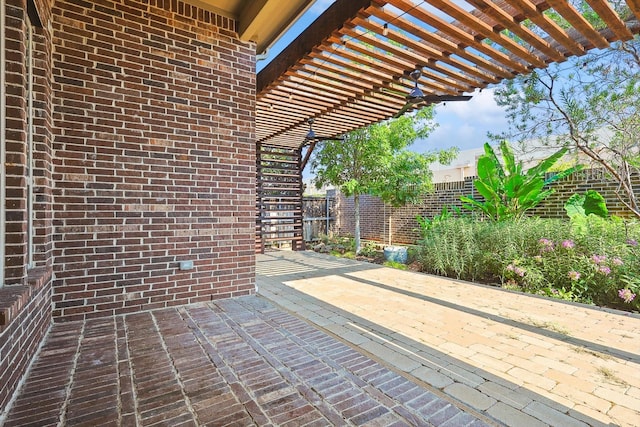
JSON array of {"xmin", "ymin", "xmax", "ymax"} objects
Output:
[
  {"xmin": 612, "ymin": 257, "xmax": 623, "ymax": 266},
  {"xmin": 539, "ymin": 238, "xmax": 554, "ymax": 252},
  {"xmin": 626, "ymin": 239, "xmax": 638, "ymax": 247},
  {"xmin": 597, "ymin": 265, "xmax": 611, "ymax": 275},
  {"xmin": 591, "ymin": 254, "xmax": 607, "ymax": 265},
  {"xmin": 618, "ymin": 289, "xmax": 636, "ymax": 303},
  {"xmin": 506, "ymin": 264, "xmax": 525, "ymax": 277},
  {"xmin": 561, "ymin": 240, "xmax": 575, "ymax": 249},
  {"xmin": 568, "ymin": 270, "xmax": 581, "ymax": 281}
]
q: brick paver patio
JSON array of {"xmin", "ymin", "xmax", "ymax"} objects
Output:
[
  {"xmin": 2, "ymin": 294, "xmax": 490, "ymax": 426},
  {"xmin": 3, "ymin": 250, "xmax": 638, "ymax": 426},
  {"xmin": 257, "ymin": 251, "xmax": 640, "ymax": 427}
]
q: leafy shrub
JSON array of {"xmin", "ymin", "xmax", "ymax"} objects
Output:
[
  {"xmin": 418, "ymin": 218, "xmax": 567, "ymax": 282},
  {"xmin": 417, "ymin": 217, "xmax": 640, "ymax": 312},
  {"xmin": 320, "ymin": 235, "xmax": 354, "ymax": 253},
  {"xmin": 460, "ymin": 141, "xmax": 582, "ymax": 221},
  {"xmin": 406, "ymin": 245, "xmax": 420, "ymax": 264},
  {"xmin": 415, "ymin": 205, "xmax": 460, "ymax": 237},
  {"xmin": 383, "ymin": 260, "xmax": 408, "ymax": 270},
  {"xmin": 564, "ymin": 190, "xmax": 609, "ymax": 219},
  {"xmin": 359, "ymin": 241, "xmax": 381, "ymax": 258},
  {"xmin": 418, "ymin": 218, "xmax": 481, "ymax": 281}
]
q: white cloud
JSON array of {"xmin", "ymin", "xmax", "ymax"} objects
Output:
[
  {"xmin": 411, "ymin": 88, "xmax": 509, "ymax": 152},
  {"xmin": 414, "ymin": 123, "xmax": 487, "ymax": 152},
  {"xmin": 438, "ymin": 88, "xmax": 506, "ymax": 122}
]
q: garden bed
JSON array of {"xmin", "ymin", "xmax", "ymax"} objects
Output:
[
  {"xmin": 313, "ymin": 215, "xmax": 640, "ymax": 313},
  {"xmin": 311, "ymin": 239, "xmax": 420, "ymax": 270}
]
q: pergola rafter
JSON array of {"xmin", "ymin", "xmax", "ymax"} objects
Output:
[{"xmin": 257, "ymin": 0, "xmax": 640, "ymax": 149}]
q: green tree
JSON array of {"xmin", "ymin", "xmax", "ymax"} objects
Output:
[
  {"xmin": 311, "ymin": 107, "xmax": 456, "ymax": 253},
  {"xmin": 461, "ymin": 141, "xmax": 582, "ymax": 221},
  {"xmin": 492, "ymin": 36, "xmax": 640, "ymax": 218}
]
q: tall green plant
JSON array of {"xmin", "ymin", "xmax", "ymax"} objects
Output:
[
  {"xmin": 415, "ymin": 205, "xmax": 461, "ymax": 239},
  {"xmin": 312, "ymin": 107, "xmax": 456, "ymax": 253},
  {"xmin": 460, "ymin": 141, "xmax": 582, "ymax": 221}
]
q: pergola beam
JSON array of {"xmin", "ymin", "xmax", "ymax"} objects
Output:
[
  {"xmin": 257, "ymin": 0, "xmax": 373, "ymax": 93},
  {"xmin": 255, "ymin": 0, "xmax": 640, "ymax": 149}
]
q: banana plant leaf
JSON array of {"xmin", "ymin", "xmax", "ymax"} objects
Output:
[{"xmin": 460, "ymin": 141, "xmax": 583, "ymax": 221}]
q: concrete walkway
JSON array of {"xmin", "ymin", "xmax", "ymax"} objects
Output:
[{"xmin": 257, "ymin": 251, "xmax": 640, "ymax": 427}]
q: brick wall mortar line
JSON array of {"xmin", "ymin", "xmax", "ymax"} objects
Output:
[{"xmin": 50, "ymin": 0, "xmax": 256, "ymax": 320}]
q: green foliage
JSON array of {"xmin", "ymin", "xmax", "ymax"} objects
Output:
[
  {"xmin": 312, "ymin": 107, "xmax": 438, "ymax": 199},
  {"xmin": 312, "ymin": 107, "xmax": 452, "ymax": 252},
  {"xmin": 415, "ymin": 205, "xmax": 460, "ymax": 237},
  {"xmin": 374, "ymin": 151, "xmax": 434, "ymax": 207},
  {"xmin": 564, "ymin": 195, "xmax": 584, "ymax": 219},
  {"xmin": 492, "ymin": 35, "xmax": 640, "ymax": 218},
  {"xmin": 542, "ymin": 1, "xmax": 608, "ymax": 31},
  {"xmin": 383, "ymin": 260, "xmax": 408, "ymax": 270},
  {"xmin": 416, "ymin": 217, "xmax": 640, "ymax": 312},
  {"xmin": 583, "ymin": 191, "xmax": 609, "ymax": 217},
  {"xmin": 460, "ymin": 141, "xmax": 582, "ymax": 221},
  {"xmin": 317, "ymin": 235, "xmax": 355, "ymax": 255},
  {"xmin": 417, "ymin": 218, "xmax": 482, "ymax": 281},
  {"xmin": 341, "ymin": 251, "xmax": 356, "ymax": 260},
  {"xmin": 564, "ymin": 190, "xmax": 609, "ymax": 219},
  {"xmin": 406, "ymin": 245, "xmax": 420, "ymax": 264},
  {"xmin": 375, "ymin": 150, "xmax": 458, "ymax": 207},
  {"xmin": 358, "ymin": 241, "xmax": 381, "ymax": 258}
]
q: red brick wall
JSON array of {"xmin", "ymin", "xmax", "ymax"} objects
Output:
[
  {"xmin": 4, "ymin": 0, "xmax": 53, "ymax": 279},
  {"xmin": 1, "ymin": 0, "xmax": 257, "ymax": 411},
  {"xmin": 334, "ymin": 171, "xmax": 640, "ymax": 244},
  {"xmin": 0, "ymin": 0, "xmax": 54, "ymax": 413},
  {"xmin": 528, "ymin": 169, "xmax": 640, "ymax": 219},
  {"xmin": 0, "ymin": 270, "xmax": 52, "ymax": 412},
  {"xmin": 5, "ymin": 0, "xmax": 29, "ymax": 284},
  {"xmin": 50, "ymin": 0, "xmax": 257, "ymax": 321},
  {"xmin": 31, "ymin": 2, "xmax": 54, "ymax": 270}
]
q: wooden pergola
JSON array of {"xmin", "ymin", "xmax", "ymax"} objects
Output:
[{"xmin": 254, "ymin": 0, "xmax": 640, "ymax": 252}]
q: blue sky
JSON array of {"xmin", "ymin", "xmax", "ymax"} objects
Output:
[{"xmin": 257, "ymin": 0, "xmax": 510, "ymax": 153}]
